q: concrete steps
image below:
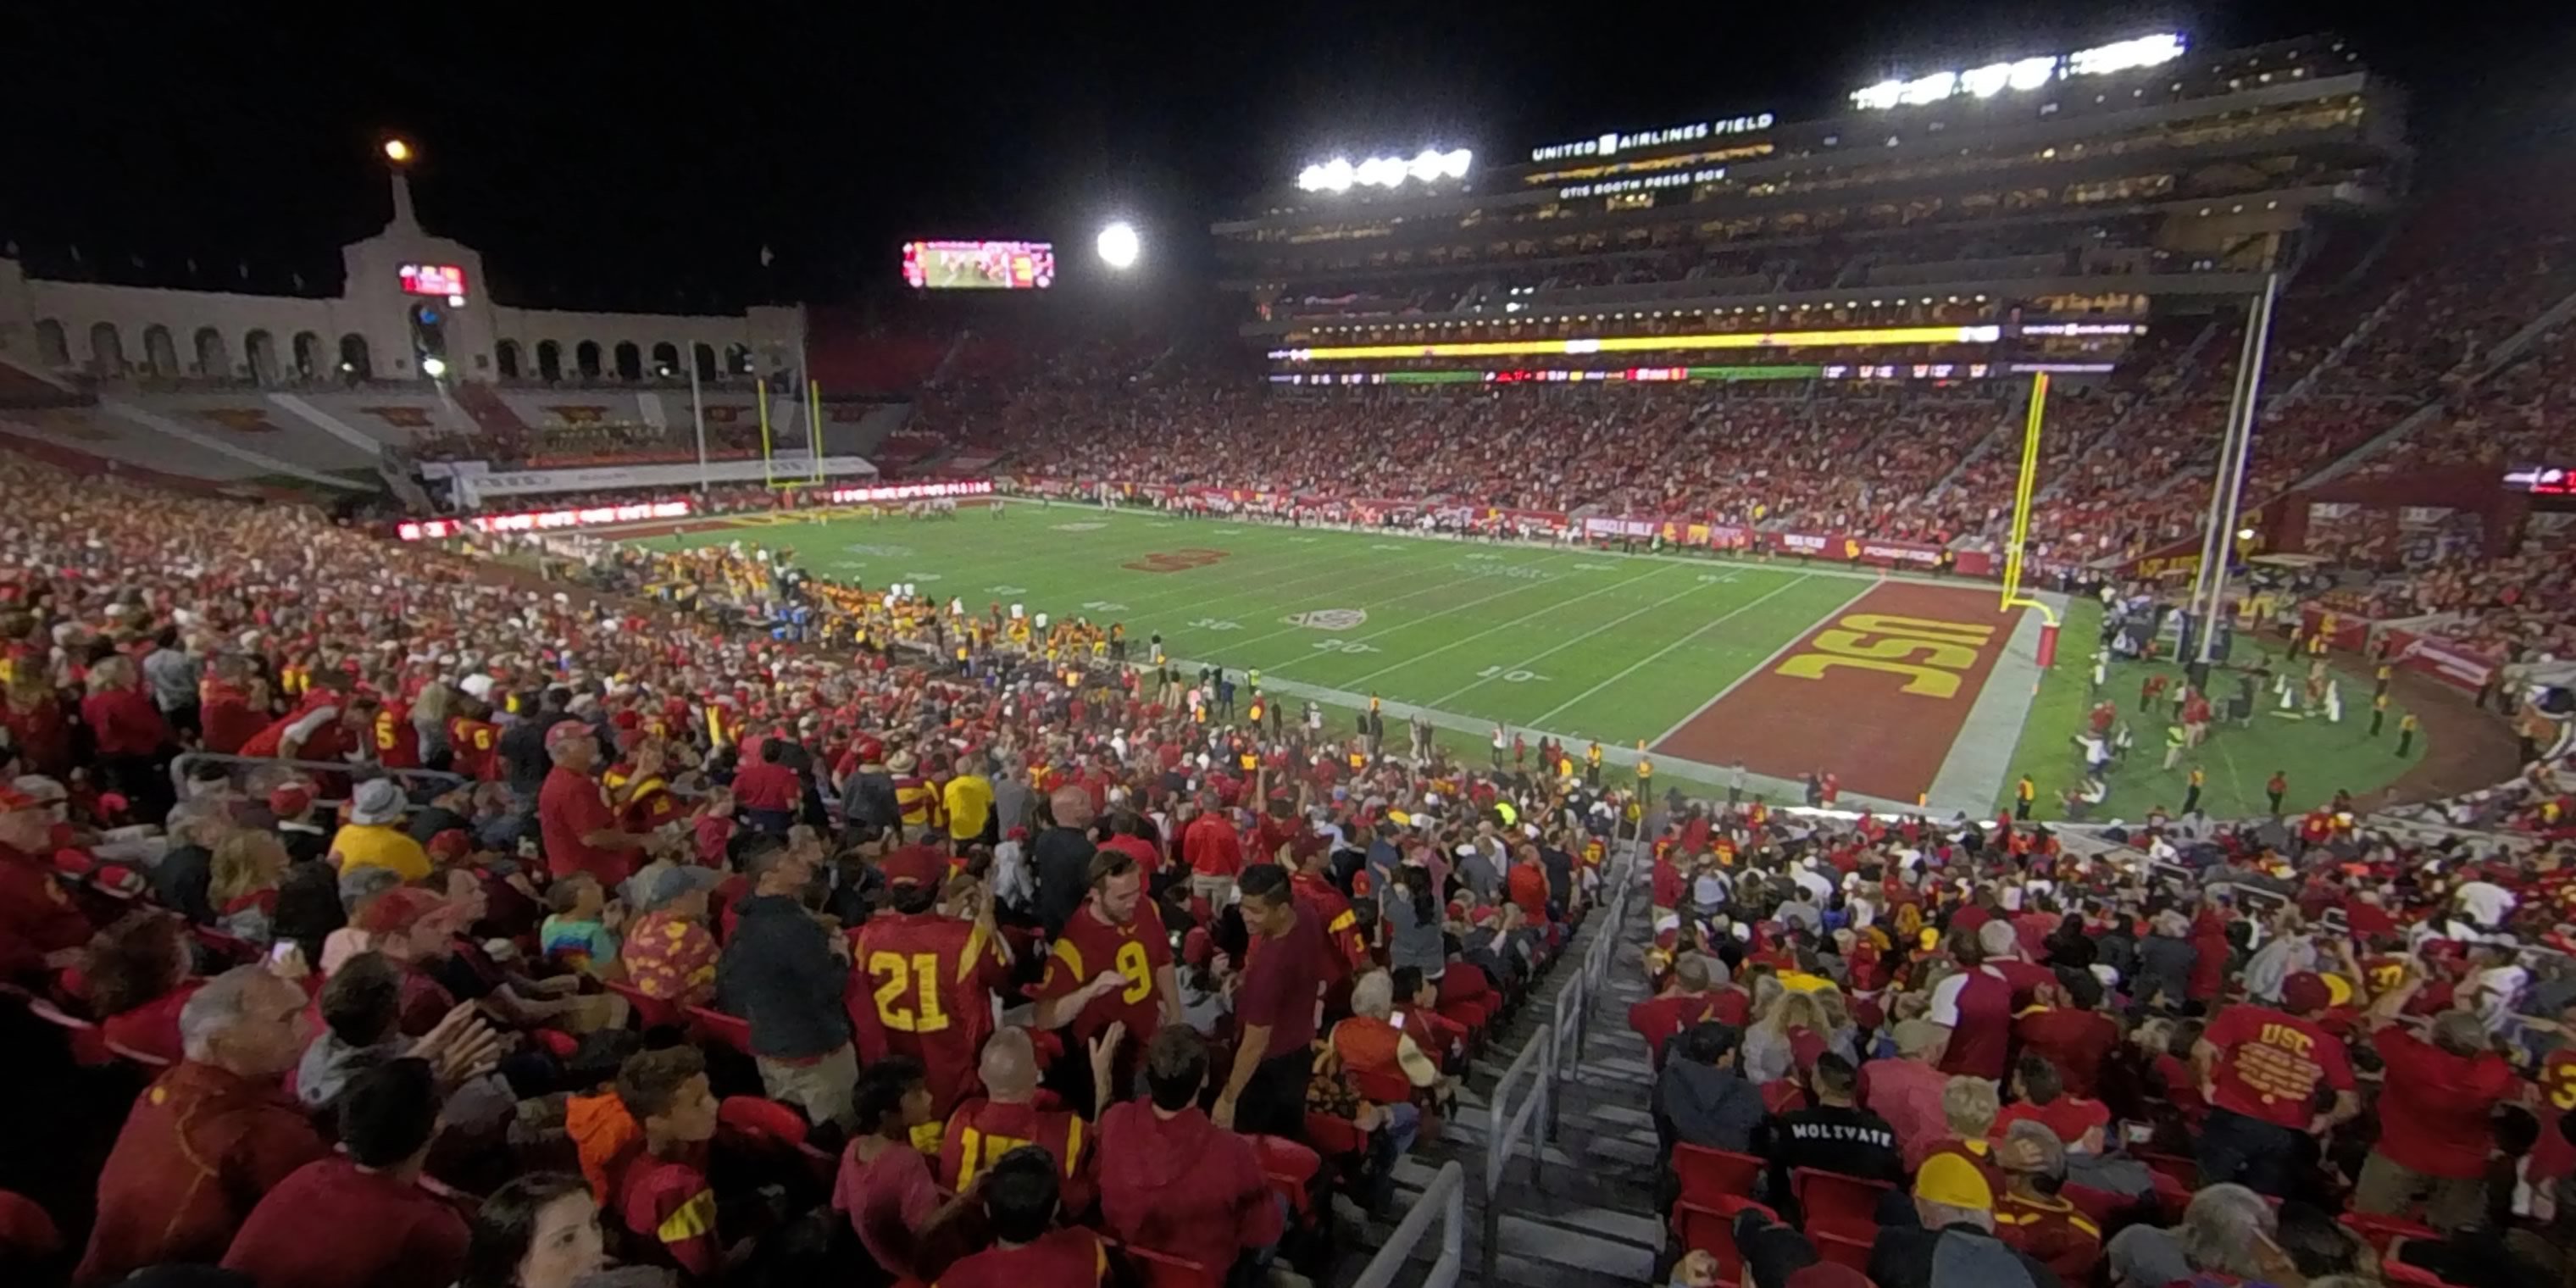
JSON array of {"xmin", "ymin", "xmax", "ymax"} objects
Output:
[{"xmin": 1331, "ymin": 876, "xmax": 1666, "ymax": 1287}]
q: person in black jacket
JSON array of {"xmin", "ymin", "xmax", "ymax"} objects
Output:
[
  {"xmin": 1868, "ymin": 1154, "xmax": 2061, "ymax": 1288},
  {"xmin": 1763, "ymin": 1053, "xmax": 1904, "ymax": 1212},
  {"xmin": 1657, "ymin": 1021, "xmax": 1764, "ymax": 1154},
  {"xmin": 715, "ymin": 832, "xmax": 856, "ymax": 1127},
  {"xmin": 1030, "ymin": 786, "xmax": 1097, "ymax": 936},
  {"xmin": 841, "ymin": 748, "xmax": 899, "ymax": 836}
]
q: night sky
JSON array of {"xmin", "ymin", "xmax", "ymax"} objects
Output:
[{"xmin": 0, "ymin": 5, "xmax": 2556, "ymax": 315}]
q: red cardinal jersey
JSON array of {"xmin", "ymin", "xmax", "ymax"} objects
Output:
[
  {"xmin": 1036, "ymin": 902, "xmax": 1172, "ymax": 1050},
  {"xmin": 850, "ymin": 912, "xmax": 1008, "ymax": 1113}
]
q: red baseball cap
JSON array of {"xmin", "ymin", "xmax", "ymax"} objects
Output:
[
  {"xmin": 353, "ymin": 887, "xmax": 447, "ymax": 936},
  {"xmin": 880, "ymin": 844, "xmax": 947, "ymax": 888},
  {"xmin": 266, "ymin": 784, "xmax": 314, "ymax": 819},
  {"xmin": 544, "ymin": 720, "xmax": 595, "ymax": 752},
  {"xmin": 427, "ymin": 829, "xmax": 474, "ymax": 862},
  {"xmin": 2281, "ymin": 971, "xmax": 2334, "ymax": 1013}
]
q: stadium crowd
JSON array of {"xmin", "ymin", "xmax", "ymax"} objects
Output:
[{"xmin": 0, "ymin": 421, "xmax": 2573, "ymax": 1288}]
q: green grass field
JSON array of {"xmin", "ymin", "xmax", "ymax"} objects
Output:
[
  {"xmin": 1994, "ymin": 596, "xmax": 2431, "ymax": 823},
  {"xmin": 629, "ymin": 501, "xmax": 2427, "ymax": 819}
]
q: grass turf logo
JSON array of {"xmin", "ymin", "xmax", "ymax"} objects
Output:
[{"xmin": 1283, "ymin": 609, "xmax": 1367, "ymax": 631}]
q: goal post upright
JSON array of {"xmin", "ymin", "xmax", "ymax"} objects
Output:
[{"xmin": 1999, "ymin": 370, "xmax": 2062, "ymax": 669}]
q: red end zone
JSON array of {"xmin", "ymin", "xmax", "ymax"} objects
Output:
[{"xmin": 1652, "ymin": 581, "xmax": 2023, "ymax": 802}]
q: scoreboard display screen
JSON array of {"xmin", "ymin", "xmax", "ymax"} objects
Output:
[
  {"xmin": 400, "ymin": 264, "xmax": 468, "ymax": 299},
  {"xmin": 902, "ymin": 241, "xmax": 1055, "ymax": 290}
]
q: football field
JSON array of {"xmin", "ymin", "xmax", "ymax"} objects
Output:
[{"xmin": 633, "ymin": 501, "xmax": 2051, "ymax": 813}]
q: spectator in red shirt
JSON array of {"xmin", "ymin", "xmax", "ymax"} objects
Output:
[
  {"xmin": 1992, "ymin": 1054, "xmax": 2109, "ymax": 1153},
  {"xmin": 1629, "ymin": 952, "xmax": 1725, "ymax": 1069},
  {"xmin": 2355, "ymin": 980, "xmax": 2518, "ymax": 1231},
  {"xmin": 935, "ymin": 1146, "xmax": 1108, "ymax": 1288},
  {"xmin": 86, "ymin": 908, "xmax": 202, "ymax": 1065},
  {"xmin": 1867, "ymin": 1019, "xmax": 1959, "ymax": 1169},
  {"xmin": 222, "ymin": 1057, "xmax": 469, "ymax": 1288},
  {"xmin": 78, "ymin": 654, "xmax": 175, "ymax": 823},
  {"xmin": 537, "ymin": 721, "xmax": 652, "ymax": 886},
  {"xmin": 1218, "ymin": 864, "xmax": 1324, "ymax": 1138},
  {"xmin": 0, "ymin": 784, "xmax": 94, "ymax": 980},
  {"xmin": 77, "ymin": 965, "xmax": 322, "ymax": 1284},
  {"xmin": 834, "ymin": 1054, "xmax": 971, "ymax": 1282},
  {"xmin": 730, "ymin": 739, "xmax": 803, "ymax": 836},
  {"xmin": 1098, "ymin": 1025, "xmax": 1285, "ymax": 1277},
  {"xmin": 2191, "ymin": 972, "xmax": 2361, "ymax": 1197},
  {"xmin": 1929, "ymin": 928, "xmax": 2013, "ymax": 1080},
  {"xmin": 2012, "ymin": 974, "xmax": 2118, "ymax": 1098},
  {"xmin": 1180, "ymin": 796, "xmax": 1243, "ymax": 907},
  {"xmin": 455, "ymin": 1172, "xmax": 607, "ymax": 1288},
  {"xmin": 608, "ymin": 1046, "xmax": 724, "ymax": 1280}
]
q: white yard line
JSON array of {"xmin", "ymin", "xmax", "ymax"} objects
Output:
[
  {"xmin": 1333, "ymin": 559, "xmax": 1671, "ymax": 688},
  {"xmin": 1647, "ymin": 577, "xmax": 1881, "ymax": 746},
  {"xmin": 1525, "ymin": 574, "xmax": 1815, "ymax": 730},
  {"xmin": 1427, "ymin": 571, "xmax": 1713, "ymax": 708},
  {"xmin": 1210, "ymin": 550, "xmax": 1582, "ymax": 657}
]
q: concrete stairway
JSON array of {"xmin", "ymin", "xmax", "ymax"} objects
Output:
[{"xmin": 1333, "ymin": 861, "xmax": 1665, "ymax": 1288}]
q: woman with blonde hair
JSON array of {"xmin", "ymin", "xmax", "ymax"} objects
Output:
[
  {"xmin": 210, "ymin": 830, "xmax": 291, "ymax": 947},
  {"xmin": 1743, "ymin": 987, "xmax": 1855, "ymax": 1084}
]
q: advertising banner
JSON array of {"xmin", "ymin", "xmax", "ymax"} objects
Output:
[{"xmin": 2382, "ymin": 629, "xmax": 2501, "ymax": 692}]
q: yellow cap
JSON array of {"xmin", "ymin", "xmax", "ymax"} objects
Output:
[{"xmin": 1914, "ymin": 1152, "xmax": 1995, "ymax": 1210}]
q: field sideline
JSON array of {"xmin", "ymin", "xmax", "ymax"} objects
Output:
[{"xmin": 634, "ymin": 500, "xmax": 2065, "ymax": 813}]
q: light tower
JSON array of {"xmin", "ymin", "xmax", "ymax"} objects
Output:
[{"xmin": 382, "ymin": 136, "xmax": 420, "ymax": 231}]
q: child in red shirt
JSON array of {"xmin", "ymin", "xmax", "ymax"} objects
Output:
[{"xmin": 935, "ymin": 1146, "xmax": 1107, "ymax": 1288}]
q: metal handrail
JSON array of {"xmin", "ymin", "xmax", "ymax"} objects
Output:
[
  {"xmin": 169, "ymin": 751, "xmax": 468, "ymax": 803},
  {"xmin": 1353, "ymin": 1160, "xmax": 1468, "ymax": 1288},
  {"xmin": 1480, "ymin": 840, "xmax": 1641, "ymax": 1285},
  {"xmin": 1480, "ymin": 1023, "xmax": 1552, "ymax": 1285}
]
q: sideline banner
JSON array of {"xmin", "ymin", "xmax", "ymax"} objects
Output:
[{"xmin": 2382, "ymin": 628, "xmax": 2501, "ymax": 692}]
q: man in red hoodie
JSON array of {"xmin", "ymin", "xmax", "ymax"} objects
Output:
[{"xmin": 1097, "ymin": 1026, "xmax": 1284, "ymax": 1278}]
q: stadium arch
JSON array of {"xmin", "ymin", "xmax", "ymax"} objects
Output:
[
  {"xmin": 244, "ymin": 330, "xmax": 278, "ymax": 384},
  {"xmin": 536, "ymin": 339, "xmax": 563, "ymax": 381},
  {"xmin": 192, "ymin": 326, "xmax": 229, "ymax": 379},
  {"xmin": 142, "ymin": 324, "xmax": 180, "ymax": 376},
  {"xmin": 613, "ymin": 340, "xmax": 641, "ymax": 380},
  {"xmin": 575, "ymin": 339, "xmax": 602, "ymax": 378},
  {"xmin": 650, "ymin": 340, "xmax": 679, "ymax": 377},
  {"xmin": 291, "ymin": 331, "xmax": 324, "ymax": 380},
  {"xmin": 338, "ymin": 332, "xmax": 373, "ymax": 380},
  {"xmin": 724, "ymin": 341, "xmax": 752, "ymax": 375},
  {"xmin": 692, "ymin": 341, "xmax": 718, "ymax": 380},
  {"xmin": 33, "ymin": 319, "xmax": 69, "ymax": 369},
  {"xmin": 88, "ymin": 322, "xmax": 125, "ymax": 375},
  {"xmin": 495, "ymin": 339, "xmax": 522, "ymax": 380}
]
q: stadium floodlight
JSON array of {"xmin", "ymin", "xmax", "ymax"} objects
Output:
[
  {"xmin": 382, "ymin": 138, "xmax": 414, "ymax": 164},
  {"xmin": 2068, "ymin": 33, "xmax": 2186, "ymax": 78},
  {"xmin": 1297, "ymin": 147, "xmax": 1469, "ymax": 193},
  {"xmin": 420, "ymin": 356, "xmax": 447, "ymax": 378},
  {"xmin": 1097, "ymin": 221, "xmax": 1140, "ymax": 269}
]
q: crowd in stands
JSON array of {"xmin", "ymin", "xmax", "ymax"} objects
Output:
[
  {"xmin": 1636, "ymin": 796, "xmax": 2576, "ymax": 1288},
  {"xmin": 411, "ymin": 420, "xmax": 775, "ymax": 470},
  {"xmin": 0, "ymin": 444, "xmax": 1620, "ymax": 1287}
]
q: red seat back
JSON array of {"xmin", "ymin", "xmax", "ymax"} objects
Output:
[
  {"xmin": 605, "ymin": 980, "xmax": 683, "ymax": 1032},
  {"xmin": 1814, "ymin": 1230, "xmax": 1874, "ymax": 1274},
  {"xmin": 2340, "ymin": 1211, "xmax": 2438, "ymax": 1258},
  {"xmin": 719, "ymin": 1095, "xmax": 810, "ymax": 1147},
  {"xmin": 1104, "ymin": 1238, "xmax": 1222, "ymax": 1288},
  {"xmin": 1670, "ymin": 1195, "xmax": 1774, "ymax": 1285},
  {"xmin": 1302, "ymin": 1112, "xmax": 1368, "ymax": 1160},
  {"xmin": 689, "ymin": 1005, "xmax": 754, "ymax": 1057},
  {"xmin": 1671, "ymin": 1143, "xmax": 1766, "ymax": 1209},
  {"xmin": 1792, "ymin": 1167, "xmax": 1893, "ymax": 1241}
]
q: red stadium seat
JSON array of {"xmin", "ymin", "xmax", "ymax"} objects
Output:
[
  {"xmin": 1670, "ymin": 1143, "xmax": 1766, "ymax": 1210},
  {"xmin": 1813, "ymin": 1230, "xmax": 1874, "ymax": 1274},
  {"xmin": 2137, "ymin": 1150, "xmax": 2198, "ymax": 1192},
  {"xmin": 604, "ymin": 979, "xmax": 684, "ymax": 1033},
  {"xmin": 1102, "ymin": 1238, "xmax": 1223, "ymax": 1288},
  {"xmin": 1760, "ymin": 1080, "xmax": 1809, "ymax": 1115},
  {"xmin": 1791, "ymin": 1168, "xmax": 1892, "ymax": 1241},
  {"xmin": 1670, "ymin": 1194, "xmax": 1774, "ymax": 1285},
  {"xmin": 1302, "ymin": 1113, "xmax": 1369, "ymax": 1163},
  {"xmin": 1251, "ymin": 1135, "xmax": 1324, "ymax": 1226},
  {"xmin": 2340, "ymin": 1212, "xmax": 2438, "ymax": 1258},
  {"xmin": 690, "ymin": 1005, "xmax": 755, "ymax": 1058},
  {"xmin": 719, "ymin": 1096, "xmax": 810, "ymax": 1147}
]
